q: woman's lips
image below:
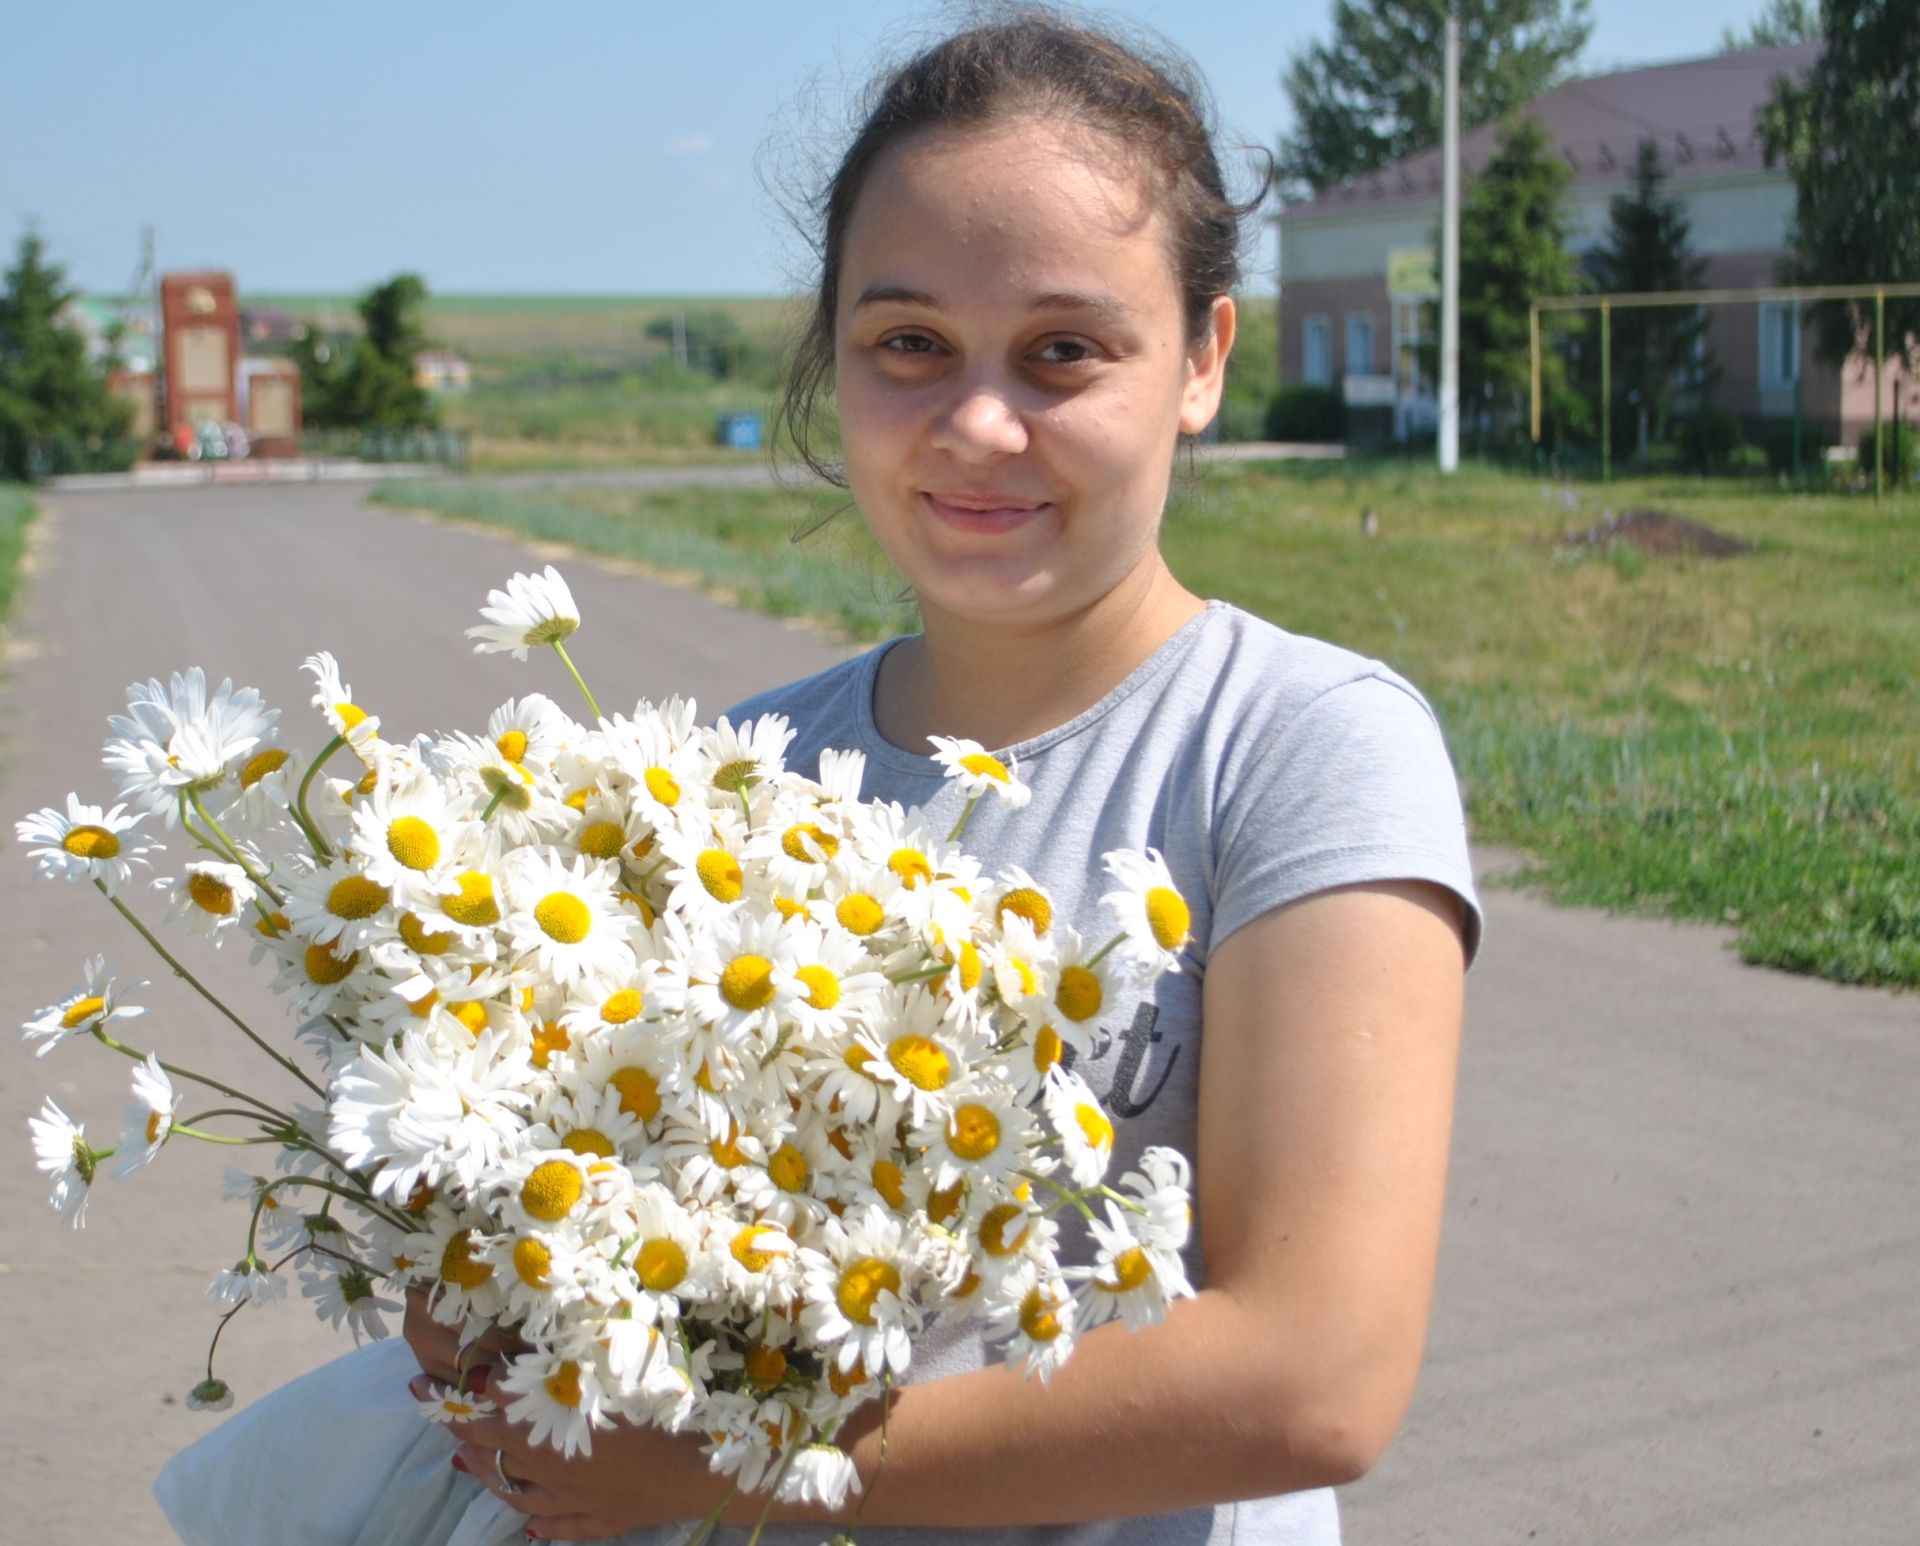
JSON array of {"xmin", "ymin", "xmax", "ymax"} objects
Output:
[{"xmin": 922, "ymin": 492, "xmax": 1050, "ymax": 534}]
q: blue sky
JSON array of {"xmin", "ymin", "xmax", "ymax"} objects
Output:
[{"xmin": 3, "ymin": 0, "xmax": 1774, "ymax": 297}]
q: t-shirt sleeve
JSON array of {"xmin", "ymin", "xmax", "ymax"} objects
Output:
[{"xmin": 1210, "ymin": 672, "xmax": 1483, "ymax": 966}]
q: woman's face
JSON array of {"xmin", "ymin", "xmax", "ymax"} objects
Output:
[{"xmin": 832, "ymin": 116, "xmax": 1233, "ymax": 631}]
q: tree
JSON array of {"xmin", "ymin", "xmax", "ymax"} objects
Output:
[
  {"xmin": 1277, "ymin": 0, "xmax": 1592, "ymax": 196},
  {"xmin": 1587, "ymin": 140, "xmax": 1710, "ymax": 458},
  {"xmin": 643, "ymin": 307, "xmax": 747, "ymax": 378},
  {"xmin": 1760, "ymin": 1, "xmax": 1920, "ymax": 370},
  {"xmin": 1447, "ymin": 115, "xmax": 1586, "ymax": 448},
  {"xmin": 0, "ymin": 231, "xmax": 132, "ymax": 480},
  {"xmin": 297, "ymin": 273, "xmax": 437, "ymax": 432},
  {"xmin": 1721, "ymin": 0, "xmax": 1818, "ymax": 51}
]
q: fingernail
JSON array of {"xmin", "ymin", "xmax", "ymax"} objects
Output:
[
  {"xmin": 525, "ymin": 1530, "xmax": 542, "ymax": 1542},
  {"xmin": 451, "ymin": 1453, "xmax": 469, "ymax": 1474},
  {"xmin": 408, "ymin": 1376, "xmax": 431, "ymax": 1401}
]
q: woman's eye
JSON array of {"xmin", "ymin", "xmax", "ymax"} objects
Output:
[
  {"xmin": 1035, "ymin": 338, "xmax": 1097, "ymax": 365},
  {"xmin": 880, "ymin": 332, "xmax": 940, "ymax": 356}
]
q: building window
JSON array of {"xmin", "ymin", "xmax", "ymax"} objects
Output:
[
  {"xmin": 1759, "ymin": 300, "xmax": 1800, "ymax": 389},
  {"xmin": 1303, "ymin": 316, "xmax": 1332, "ymax": 386},
  {"xmin": 1346, "ymin": 313, "xmax": 1376, "ymax": 377}
]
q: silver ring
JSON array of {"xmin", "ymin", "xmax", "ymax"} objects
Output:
[{"xmin": 491, "ymin": 1448, "xmax": 524, "ymax": 1496}]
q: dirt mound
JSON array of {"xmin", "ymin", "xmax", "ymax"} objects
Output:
[{"xmin": 1565, "ymin": 508, "xmax": 1754, "ymax": 558}]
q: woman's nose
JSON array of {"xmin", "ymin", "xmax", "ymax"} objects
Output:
[{"xmin": 929, "ymin": 374, "xmax": 1030, "ymax": 459}]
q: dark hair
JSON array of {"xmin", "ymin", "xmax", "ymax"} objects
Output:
[{"xmin": 774, "ymin": 5, "xmax": 1268, "ymax": 487}]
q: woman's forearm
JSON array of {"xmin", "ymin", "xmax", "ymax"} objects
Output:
[{"xmin": 753, "ymin": 1285, "xmax": 1368, "ymax": 1531}]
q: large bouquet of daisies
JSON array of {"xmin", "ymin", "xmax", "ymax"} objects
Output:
[{"xmin": 19, "ymin": 565, "xmax": 1195, "ymax": 1533}]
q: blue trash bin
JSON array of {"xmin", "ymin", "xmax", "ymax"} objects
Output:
[{"xmin": 715, "ymin": 412, "xmax": 763, "ymax": 450}]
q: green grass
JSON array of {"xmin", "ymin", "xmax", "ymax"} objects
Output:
[
  {"xmin": 382, "ymin": 460, "xmax": 1920, "ymax": 987},
  {"xmin": 0, "ymin": 486, "xmax": 36, "ymax": 622}
]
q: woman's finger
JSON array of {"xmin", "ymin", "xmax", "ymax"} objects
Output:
[
  {"xmin": 523, "ymin": 1514, "xmax": 631, "ymax": 1541},
  {"xmin": 452, "ymin": 1442, "xmax": 559, "ymax": 1516}
]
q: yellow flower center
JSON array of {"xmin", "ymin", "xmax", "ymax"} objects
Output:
[
  {"xmin": 145, "ymin": 1109, "xmax": 167, "ymax": 1145},
  {"xmin": 303, "ymin": 944, "xmax": 358, "ymax": 984},
  {"xmin": 643, "ymin": 767, "xmax": 681, "ymax": 807},
  {"xmin": 545, "ymin": 1360, "xmax": 583, "ymax": 1409},
  {"xmin": 1074, "ymin": 1102, "xmax": 1115, "ymax": 1153},
  {"xmin": 601, "ymin": 988, "xmax": 644, "ymax": 1024},
  {"xmin": 997, "ymin": 886, "xmax": 1053, "ymax": 935},
  {"xmin": 795, "ymin": 964, "xmax": 840, "ymax": 1010},
  {"xmin": 886, "ymin": 1034, "xmax": 951, "ymax": 1091},
  {"xmin": 1055, "ymin": 965, "xmax": 1103, "ymax": 1023},
  {"xmin": 836, "ymin": 1257, "xmax": 902, "ymax": 1326},
  {"xmin": 887, "ymin": 849, "xmax": 932, "ymax": 888},
  {"xmin": 828, "ymin": 1357, "xmax": 869, "ymax": 1397},
  {"xmin": 579, "ymin": 821, "xmax": 626, "ymax": 859},
  {"xmin": 959, "ymin": 752, "xmax": 1010, "ymax": 783},
  {"xmin": 521, "ymin": 1159, "xmax": 584, "ymax": 1222},
  {"xmin": 948, "ymin": 1103, "xmax": 1001, "ymax": 1161},
  {"xmin": 843, "ymin": 1043, "xmax": 875, "ymax": 1075},
  {"xmin": 1032, "ymin": 1024, "xmax": 1064, "ymax": 1073},
  {"xmin": 1019, "ymin": 1286, "xmax": 1065, "ymax": 1343},
  {"xmin": 534, "ymin": 891, "xmax": 592, "ymax": 944},
  {"xmin": 711, "ymin": 758, "xmax": 758, "ymax": 794},
  {"xmin": 730, "ymin": 1223, "xmax": 780, "ymax": 1272},
  {"xmin": 836, "ymin": 893, "xmax": 884, "ymax": 936},
  {"xmin": 636, "ymin": 1238, "xmax": 687, "ymax": 1292},
  {"xmin": 564, "ymin": 787, "xmax": 591, "ymax": 812},
  {"xmin": 386, "ymin": 817, "xmax": 441, "ymax": 872},
  {"xmin": 1099, "ymin": 1247, "xmax": 1154, "ymax": 1293},
  {"xmin": 60, "ymin": 995, "xmax": 106, "ymax": 1030},
  {"xmin": 399, "ymin": 911, "xmax": 453, "ymax": 954},
  {"xmin": 439, "ymin": 1228, "xmax": 492, "ymax": 1289},
  {"xmin": 695, "ymin": 849, "xmax": 743, "ymax": 903},
  {"xmin": 512, "ymin": 1236, "xmax": 553, "ymax": 1288},
  {"xmin": 768, "ymin": 1142, "xmax": 809, "ymax": 1193},
  {"xmin": 335, "ymin": 702, "xmax": 368, "ymax": 731},
  {"xmin": 442, "ymin": 871, "xmax": 500, "ymax": 927},
  {"xmin": 255, "ymin": 910, "xmax": 289, "ymax": 939},
  {"xmin": 610, "ymin": 1066, "xmax": 661, "ymax": 1121},
  {"xmin": 562, "ymin": 1127, "xmax": 616, "ymax": 1158},
  {"xmin": 710, "ymin": 1124, "xmax": 750, "ymax": 1169},
  {"xmin": 927, "ymin": 1181, "xmax": 964, "ymax": 1225},
  {"xmin": 354, "ymin": 766, "xmax": 379, "ymax": 797},
  {"xmin": 871, "ymin": 1158, "xmax": 906, "ymax": 1208},
  {"xmin": 530, "ymin": 1019, "xmax": 569, "ymax": 1067},
  {"xmin": 238, "ymin": 749, "xmax": 289, "ymax": 789},
  {"xmin": 772, "ymin": 894, "xmax": 807, "ymax": 920},
  {"xmin": 782, "ymin": 823, "xmax": 840, "ymax": 863},
  {"xmin": 495, "ymin": 729, "xmax": 529, "ymax": 764},
  {"xmin": 718, "ymin": 953, "xmax": 775, "ymax": 1011},
  {"xmin": 187, "ymin": 871, "xmax": 236, "ymax": 915},
  {"xmin": 953, "ymin": 940, "xmax": 983, "ymax": 992},
  {"xmin": 408, "ymin": 990, "xmax": 440, "ymax": 1020},
  {"xmin": 1145, "ymin": 887, "xmax": 1191, "ymax": 951},
  {"xmin": 743, "ymin": 1342, "xmax": 788, "ymax": 1389},
  {"xmin": 326, "ymin": 875, "xmax": 391, "ymax": 920},
  {"xmin": 451, "ymin": 1001, "xmax": 488, "ymax": 1035},
  {"xmin": 979, "ymin": 1203, "xmax": 1030, "ymax": 1258},
  {"xmin": 950, "ymin": 1268, "xmax": 982, "ymax": 1300}
]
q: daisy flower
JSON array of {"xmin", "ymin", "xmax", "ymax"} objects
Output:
[
  {"xmin": 653, "ymin": 820, "xmax": 764, "ymax": 930},
  {"xmin": 21, "ymin": 955, "xmax": 145, "ymax": 1058},
  {"xmin": 114, "ymin": 1053, "xmax": 177, "ymax": 1177},
  {"xmin": 495, "ymin": 1341, "xmax": 607, "ymax": 1458},
  {"xmin": 15, "ymin": 794, "xmax": 154, "ymax": 895},
  {"xmin": 29, "ymin": 1098, "xmax": 99, "ymax": 1227},
  {"xmin": 798, "ymin": 1206, "xmax": 921, "ymax": 1379},
  {"xmin": 301, "ymin": 1261, "xmax": 401, "ymax": 1343},
  {"xmin": 207, "ymin": 1256, "xmax": 289, "ymax": 1308},
  {"xmin": 985, "ymin": 1264, "xmax": 1077, "ymax": 1382},
  {"xmin": 697, "ymin": 713, "xmax": 794, "ymax": 809},
  {"xmin": 282, "ymin": 860, "xmax": 399, "ymax": 953},
  {"xmin": 467, "ymin": 566, "xmax": 581, "ymax": 660},
  {"xmin": 680, "ymin": 908, "xmax": 802, "ymax": 1047},
  {"xmin": 503, "ymin": 850, "xmax": 642, "ymax": 986},
  {"xmin": 909, "ymin": 1084, "xmax": 1033, "ymax": 1193},
  {"xmin": 303, "ymin": 652, "xmax": 381, "ymax": 751},
  {"xmin": 487, "ymin": 693, "xmax": 570, "ymax": 774},
  {"xmin": 417, "ymin": 1382, "xmax": 497, "ymax": 1425},
  {"xmin": 928, "ymin": 735, "xmax": 1032, "ymax": 810},
  {"xmin": 1100, "ymin": 847, "xmax": 1193, "ymax": 978},
  {"xmin": 186, "ymin": 1379, "xmax": 234, "ymax": 1412},
  {"xmin": 1116, "ymin": 1146, "xmax": 1194, "ymax": 1253},
  {"xmin": 156, "ymin": 860, "xmax": 257, "ymax": 939},
  {"xmin": 487, "ymin": 1225, "xmax": 603, "ymax": 1339},
  {"xmin": 613, "ymin": 1184, "xmax": 711, "ymax": 1324},
  {"xmin": 1071, "ymin": 1201, "xmax": 1193, "ymax": 1333},
  {"xmin": 707, "ymin": 1213, "xmax": 800, "ymax": 1314},
  {"xmin": 777, "ymin": 1444, "xmax": 863, "ymax": 1511},
  {"xmin": 102, "ymin": 668, "xmax": 277, "ymax": 820},
  {"xmin": 851, "ymin": 990, "xmax": 970, "ymax": 1128},
  {"xmin": 1042, "ymin": 1068, "xmax": 1118, "ymax": 1187},
  {"xmin": 267, "ymin": 935, "xmax": 371, "ymax": 1018},
  {"xmin": 346, "ymin": 773, "xmax": 479, "ymax": 896}
]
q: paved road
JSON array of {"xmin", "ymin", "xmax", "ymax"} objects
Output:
[{"xmin": 3, "ymin": 483, "xmax": 1913, "ymax": 1544}]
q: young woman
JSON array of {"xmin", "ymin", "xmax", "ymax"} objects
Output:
[{"xmin": 409, "ymin": 12, "xmax": 1481, "ymax": 1542}]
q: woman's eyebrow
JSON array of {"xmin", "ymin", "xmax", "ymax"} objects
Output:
[{"xmin": 851, "ymin": 284, "xmax": 1135, "ymax": 321}]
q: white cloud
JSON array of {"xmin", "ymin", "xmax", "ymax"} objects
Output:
[{"xmin": 666, "ymin": 132, "xmax": 715, "ymax": 158}]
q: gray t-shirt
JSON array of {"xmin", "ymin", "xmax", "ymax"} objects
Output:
[{"xmin": 718, "ymin": 599, "xmax": 1482, "ymax": 1546}]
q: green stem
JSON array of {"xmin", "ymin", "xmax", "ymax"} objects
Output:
[
  {"xmin": 181, "ymin": 1107, "xmax": 283, "ymax": 1129},
  {"xmin": 1094, "ymin": 1184, "xmax": 1149, "ymax": 1216},
  {"xmin": 96, "ymin": 879, "xmax": 326, "ymax": 1099},
  {"xmin": 479, "ymin": 785, "xmax": 509, "ymax": 822},
  {"xmin": 203, "ymin": 1298, "xmax": 247, "ymax": 1383},
  {"xmin": 944, "ymin": 794, "xmax": 981, "ymax": 845},
  {"xmin": 1085, "ymin": 930, "xmax": 1128, "ymax": 971},
  {"xmin": 551, "ymin": 639, "xmax": 602, "ymax": 721},
  {"xmin": 189, "ymin": 790, "xmax": 285, "ymax": 905},
  {"xmin": 294, "ymin": 735, "xmax": 346, "ymax": 859},
  {"xmin": 247, "ymin": 1174, "xmax": 408, "ymax": 1254},
  {"xmin": 173, "ymin": 1124, "xmax": 280, "ymax": 1147},
  {"xmin": 91, "ymin": 1025, "xmax": 290, "ymax": 1123},
  {"xmin": 744, "ymin": 1442, "xmax": 805, "ymax": 1546},
  {"xmin": 680, "ymin": 1485, "xmax": 740, "ymax": 1546},
  {"xmin": 1018, "ymin": 1167, "xmax": 1096, "ymax": 1222}
]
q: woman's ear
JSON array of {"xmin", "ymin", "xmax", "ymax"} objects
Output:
[{"xmin": 1178, "ymin": 295, "xmax": 1238, "ymax": 437}]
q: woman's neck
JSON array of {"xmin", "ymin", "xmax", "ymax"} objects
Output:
[{"xmin": 873, "ymin": 562, "xmax": 1205, "ymax": 754}]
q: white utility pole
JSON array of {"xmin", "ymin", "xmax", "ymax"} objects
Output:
[{"xmin": 1439, "ymin": 12, "xmax": 1461, "ymax": 473}]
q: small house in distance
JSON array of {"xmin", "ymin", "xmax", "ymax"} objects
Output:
[
  {"xmin": 1275, "ymin": 42, "xmax": 1910, "ymax": 450},
  {"xmin": 414, "ymin": 349, "xmax": 472, "ymax": 393}
]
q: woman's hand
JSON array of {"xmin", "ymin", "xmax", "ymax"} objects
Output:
[
  {"xmin": 409, "ymin": 1374, "xmax": 740, "ymax": 1542},
  {"xmin": 401, "ymin": 1285, "xmax": 525, "ymax": 1389}
]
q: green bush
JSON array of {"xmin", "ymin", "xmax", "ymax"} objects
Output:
[
  {"xmin": 1727, "ymin": 443, "xmax": 1771, "ymax": 476},
  {"xmin": 1264, "ymin": 384, "xmax": 1346, "ymax": 443},
  {"xmin": 1677, "ymin": 407, "xmax": 1746, "ymax": 472},
  {"xmin": 1854, "ymin": 423, "xmax": 1917, "ymax": 485}
]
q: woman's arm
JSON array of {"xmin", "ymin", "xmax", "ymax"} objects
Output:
[{"xmin": 438, "ymin": 878, "xmax": 1466, "ymax": 1537}]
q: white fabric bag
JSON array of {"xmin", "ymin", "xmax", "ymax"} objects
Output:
[{"xmin": 153, "ymin": 1338, "xmax": 528, "ymax": 1546}]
